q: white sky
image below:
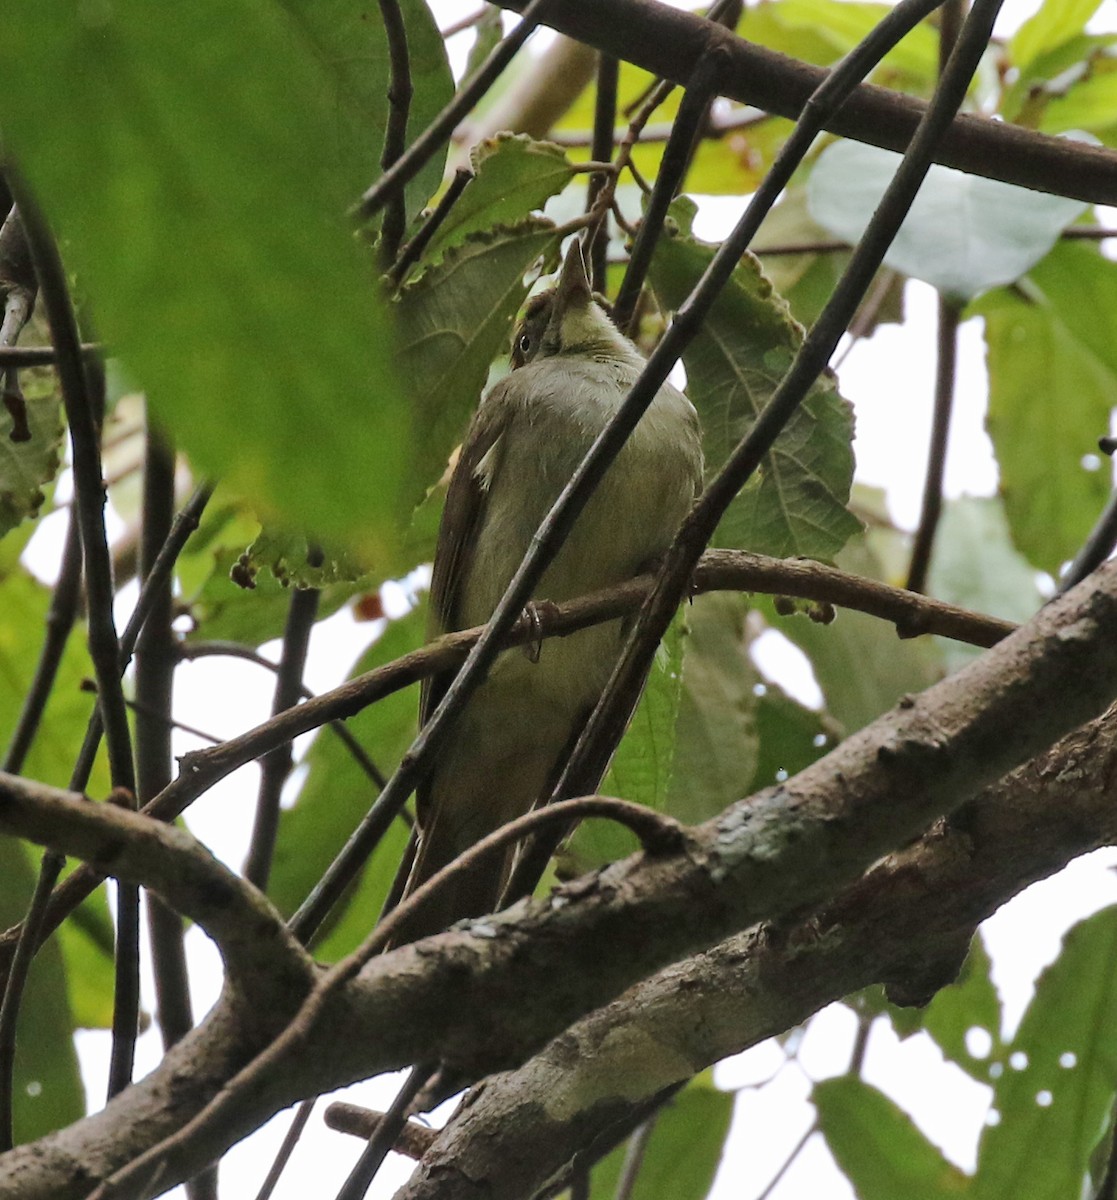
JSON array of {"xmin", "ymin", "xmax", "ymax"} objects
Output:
[{"xmin": 18, "ymin": 1, "xmax": 1117, "ymax": 1198}]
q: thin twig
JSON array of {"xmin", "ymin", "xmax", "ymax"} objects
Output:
[
  {"xmin": 905, "ymin": 0, "xmax": 966, "ymax": 595},
  {"xmin": 1059, "ymin": 490, "xmax": 1117, "ymax": 593},
  {"xmin": 0, "ymin": 341, "xmax": 99, "ymax": 365},
  {"xmin": 906, "ymin": 298, "xmax": 961, "ymax": 593},
  {"xmin": 2, "ymin": 515, "xmax": 82, "ymax": 772},
  {"xmin": 614, "ymin": 52, "xmax": 727, "ymax": 334},
  {"xmin": 831, "ymin": 267, "xmax": 896, "ymax": 369},
  {"xmin": 547, "ymin": 106, "xmax": 770, "ymax": 148},
  {"xmin": 135, "ymin": 422, "xmax": 207, "ymax": 1200},
  {"xmin": 12, "ymin": 181, "xmax": 134, "ymax": 794},
  {"xmin": 614, "ymin": 1114, "xmax": 659, "ymax": 1200},
  {"xmin": 253, "ymin": 1099, "xmax": 315, "ymax": 1200},
  {"xmin": 13, "ymin": 181, "xmax": 143, "ymax": 1098},
  {"xmin": 179, "ymin": 640, "xmax": 389, "ymax": 789},
  {"xmin": 587, "ymin": 53, "xmax": 619, "ymax": 294},
  {"xmin": 355, "ymin": 0, "xmax": 558, "ymax": 222},
  {"xmin": 754, "ymin": 1124, "xmax": 816, "ymax": 1200},
  {"xmin": 324, "ymin": 1102, "xmax": 437, "ymax": 1158},
  {"xmin": 69, "ymin": 482, "xmax": 214, "ymax": 794},
  {"xmin": 388, "ymin": 167, "xmax": 474, "ymax": 287},
  {"xmin": 377, "ymin": 0, "xmax": 412, "ymax": 264},
  {"xmin": 440, "ymin": 6, "xmax": 488, "ymax": 39},
  {"xmin": 333, "ymin": 1065, "xmax": 434, "ymax": 1200},
  {"xmin": 244, "ymin": 550, "xmax": 322, "ymax": 891}
]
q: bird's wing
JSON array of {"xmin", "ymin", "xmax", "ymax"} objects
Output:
[{"xmin": 419, "ymin": 389, "xmax": 512, "ymax": 730}]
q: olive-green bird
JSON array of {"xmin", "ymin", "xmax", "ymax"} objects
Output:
[{"xmin": 391, "ymin": 240, "xmax": 703, "ymax": 944}]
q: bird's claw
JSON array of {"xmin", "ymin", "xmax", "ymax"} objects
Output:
[{"xmin": 521, "ymin": 601, "xmax": 558, "ymax": 662}]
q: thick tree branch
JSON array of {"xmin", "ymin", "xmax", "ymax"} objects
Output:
[
  {"xmin": 400, "ymin": 709, "xmax": 1117, "ymax": 1200},
  {"xmin": 1, "ymin": 562, "xmax": 1115, "ymax": 1199},
  {"xmin": 0, "ymin": 774, "xmax": 314, "ymax": 1006},
  {"xmin": 0, "ymin": 547, "xmax": 1015, "ymax": 975},
  {"xmin": 495, "ymin": 0, "xmax": 1117, "ymax": 204}
]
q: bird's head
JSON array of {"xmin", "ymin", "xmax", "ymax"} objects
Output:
[{"xmin": 510, "ymin": 240, "xmax": 631, "ymax": 369}]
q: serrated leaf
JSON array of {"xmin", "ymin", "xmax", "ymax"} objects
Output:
[
  {"xmin": 396, "ymin": 222, "xmax": 560, "ymax": 500},
  {"xmin": 815, "ymin": 1077, "xmax": 967, "ymax": 1199},
  {"xmin": 648, "ymin": 217, "xmax": 859, "ymax": 562},
  {"xmin": 666, "ymin": 593, "xmax": 759, "ymax": 824},
  {"xmin": 0, "ymin": 840, "xmax": 84, "ymax": 1144},
  {"xmin": 0, "ymin": 0, "xmax": 413, "ymax": 557},
  {"xmin": 420, "ymin": 135, "xmax": 576, "ymax": 270},
  {"xmin": 808, "ymin": 141, "xmax": 1089, "ymax": 302},
  {"xmin": 237, "ymin": 529, "xmax": 375, "ymax": 590},
  {"xmin": 268, "ymin": 606, "xmax": 424, "ymax": 957},
  {"xmin": 755, "ymin": 186, "xmax": 903, "ymax": 331},
  {"xmin": 973, "ymin": 906, "xmax": 1117, "ymax": 1200},
  {"xmin": 0, "ymin": 388, "xmax": 62, "ymax": 540},
  {"xmin": 588, "ymin": 1073, "xmax": 732, "ymax": 1200},
  {"xmin": 970, "ymin": 242, "xmax": 1117, "ymax": 575}
]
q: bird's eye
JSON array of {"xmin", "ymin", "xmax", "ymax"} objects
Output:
[{"xmin": 518, "ymin": 333, "xmax": 532, "ymax": 356}]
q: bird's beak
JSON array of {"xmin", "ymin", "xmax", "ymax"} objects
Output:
[{"xmin": 556, "ymin": 238, "xmax": 592, "ymax": 308}]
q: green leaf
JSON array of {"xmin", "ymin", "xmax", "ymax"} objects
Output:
[
  {"xmin": 808, "ymin": 141, "xmax": 1088, "ymax": 302},
  {"xmin": 58, "ymin": 895, "xmax": 117, "ymax": 1031},
  {"xmin": 648, "ymin": 217, "xmax": 859, "ymax": 562},
  {"xmin": 184, "ymin": 543, "xmax": 369, "ymax": 647},
  {"xmin": 920, "ymin": 935, "xmax": 1005, "ymax": 1082},
  {"xmin": 666, "ymin": 593, "xmax": 759, "ymax": 824},
  {"xmin": 565, "ymin": 617, "xmax": 686, "ymax": 871},
  {"xmin": 752, "ymin": 678, "xmax": 833, "ymax": 788},
  {"xmin": 1001, "ymin": 35, "xmax": 1117, "ymax": 131},
  {"xmin": 236, "ymin": 529, "xmax": 376, "ymax": 590},
  {"xmin": 282, "ymin": 0, "xmax": 454, "ymax": 219},
  {"xmin": 1040, "ymin": 67, "xmax": 1117, "ymax": 138},
  {"xmin": 420, "ymin": 135, "xmax": 576, "ymax": 271},
  {"xmin": 1011, "ymin": 0, "xmax": 1104, "ymax": 71},
  {"xmin": 973, "ymin": 906, "xmax": 1117, "ymax": 1200},
  {"xmin": 0, "ymin": 384, "xmax": 63, "ymax": 541},
  {"xmin": 463, "ymin": 8, "xmax": 504, "ymax": 81},
  {"xmin": 0, "ymin": 0, "xmax": 413, "ymax": 557},
  {"xmin": 771, "ymin": 533, "xmax": 942, "ymax": 736},
  {"xmin": 588, "ymin": 1073, "xmax": 733, "ymax": 1200},
  {"xmin": 268, "ymin": 606, "xmax": 424, "ymax": 957},
  {"xmin": 971, "ymin": 242, "xmax": 1117, "ymax": 574},
  {"xmin": 754, "ymin": 186, "xmax": 903, "ymax": 330},
  {"xmin": 0, "ymin": 566, "xmax": 109, "ymax": 795},
  {"xmin": 926, "ymin": 497, "xmax": 1043, "ymax": 672},
  {"xmin": 815, "ymin": 1077, "xmax": 968, "ymax": 1199},
  {"xmin": 396, "ymin": 222, "xmax": 560, "ymax": 501},
  {"xmin": 0, "ymin": 840, "xmax": 84, "ymax": 1144},
  {"xmin": 768, "ymin": 0, "xmax": 939, "ymax": 81}
]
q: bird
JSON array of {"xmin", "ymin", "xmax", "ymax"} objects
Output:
[{"xmin": 389, "ymin": 238, "xmax": 703, "ymax": 945}]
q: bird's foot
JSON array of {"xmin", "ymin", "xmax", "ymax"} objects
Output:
[{"xmin": 521, "ymin": 600, "xmax": 558, "ymax": 662}]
